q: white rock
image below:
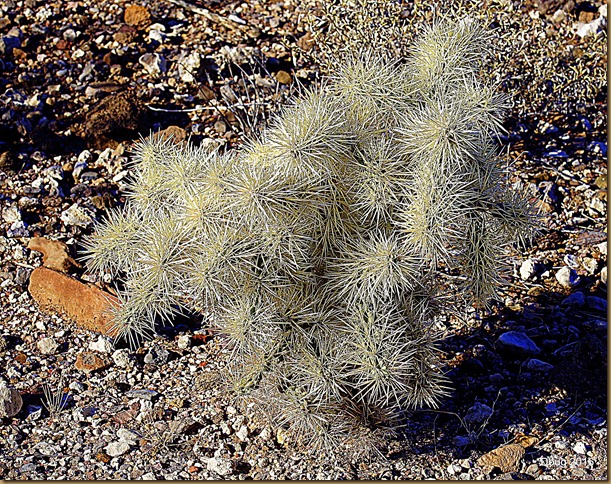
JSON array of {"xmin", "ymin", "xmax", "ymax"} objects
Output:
[
  {"xmin": 139, "ymin": 53, "xmax": 167, "ymax": 77},
  {"xmin": 207, "ymin": 457, "xmax": 232, "ymax": 476},
  {"xmin": 2, "ymin": 205, "xmax": 21, "ymax": 224},
  {"xmin": 236, "ymin": 425, "xmax": 248, "ymax": 442},
  {"xmin": 177, "ymin": 51, "xmax": 200, "ymax": 83},
  {"xmin": 69, "ymin": 381, "xmax": 85, "ymax": 393},
  {"xmin": 551, "ymin": 9, "xmax": 566, "ymax": 23},
  {"xmin": 7, "ymin": 220, "xmax": 28, "ymax": 238},
  {"xmin": 582, "ymin": 257, "xmax": 599, "ymax": 275},
  {"xmin": 37, "ymin": 337, "xmax": 59, "ymax": 355},
  {"xmin": 177, "ymin": 334, "xmax": 191, "ymax": 349},
  {"xmin": 601, "ymin": 266, "xmax": 607, "ymax": 285},
  {"xmin": 520, "ymin": 259, "xmax": 538, "ymax": 280},
  {"xmin": 0, "ymin": 381, "xmax": 23, "ymax": 418},
  {"xmin": 60, "ymin": 204, "xmax": 95, "ymax": 228},
  {"xmin": 555, "ymin": 266, "xmax": 580, "ymax": 288},
  {"xmin": 590, "ymin": 197, "xmax": 606, "ymax": 214},
  {"xmin": 573, "ymin": 441, "xmax": 587, "ymax": 454},
  {"xmin": 596, "ymin": 242, "xmax": 607, "ymax": 257},
  {"xmin": 112, "ymin": 349, "xmax": 131, "ymax": 368},
  {"xmin": 117, "ymin": 428, "xmax": 139, "ymax": 444},
  {"xmin": 105, "ymin": 440, "xmax": 130, "ymax": 457},
  {"xmin": 89, "ymin": 335, "xmax": 113, "ymax": 353}
]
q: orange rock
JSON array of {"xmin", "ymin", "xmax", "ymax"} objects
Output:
[
  {"xmin": 154, "ymin": 125, "xmax": 187, "ymax": 144},
  {"xmin": 477, "ymin": 443, "xmax": 525, "ymax": 473},
  {"xmin": 124, "ymin": 5, "xmax": 151, "ymax": 30},
  {"xmin": 27, "ymin": 237, "xmax": 82, "ymax": 273},
  {"xmin": 75, "ymin": 351, "xmax": 109, "ymax": 374},
  {"xmin": 28, "ymin": 267, "xmax": 119, "ymax": 337}
]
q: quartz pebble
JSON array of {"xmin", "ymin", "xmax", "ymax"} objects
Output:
[{"xmin": 555, "ymin": 267, "xmax": 580, "ymax": 288}]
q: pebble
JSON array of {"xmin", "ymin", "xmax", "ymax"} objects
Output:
[
  {"xmin": 112, "ymin": 348, "xmax": 131, "ymax": 367},
  {"xmin": 555, "ymin": 267, "xmax": 580, "ymax": 288},
  {"xmin": 520, "ymin": 259, "xmax": 539, "ymax": 280},
  {"xmin": 74, "ymin": 351, "xmax": 108, "ymax": 373},
  {"xmin": 601, "ymin": 266, "xmax": 607, "ymax": 284},
  {"xmin": 37, "ymin": 337, "xmax": 59, "ymax": 355},
  {"xmin": 463, "ymin": 402, "xmax": 493, "ymax": 425},
  {"xmin": 560, "ymin": 291, "xmax": 585, "ymax": 308},
  {"xmin": 582, "ymin": 257, "xmax": 598, "ymax": 275},
  {"xmin": 526, "ymin": 359, "xmax": 554, "ymax": 372},
  {"xmin": 7, "ymin": 220, "xmax": 29, "ymax": 238},
  {"xmin": 105, "ymin": 441, "xmax": 130, "ymax": 457},
  {"xmin": 68, "ymin": 381, "xmax": 85, "ymax": 393},
  {"xmin": 207, "ymin": 457, "xmax": 233, "ymax": 476},
  {"xmin": 86, "ymin": 335, "xmax": 112, "ymax": 354},
  {"xmin": 596, "ymin": 241, "xmax": 607, "ymax": 256},
  {"xmin": 0, "ymin": 380, "xmax": 23, "ymax": 418},
  {"xmin": 144, "ymin": 346, "xmax": 170, "ymax": 365},
  {"xmin": 2, "ymin": 205, "xmax": 21, "ymax": 224},
  {"xmin": 177, "ymin": 334, "xmax": 191, "ymax": 349},
  {"xmin": 446, "ymin": 463, "xmax": 462, "ymax": 475},
  {"xmin": 139, "ymin": 53, "xmax": 167, "ymax": 77},
  {"xmin": 497, "ymin": 331, "xmax": 541, "ymax": 356},
  {"xmin": 125, "ymin": 389, "xmax": 159, "ymax": 401},
  {"xmin": 27, "ymin": 237, "xmax": 81, "ymax": 273},
  {"xmin": 117, "ymin": 428, "xmax": 139, "ymax": 444},
  {"xmin": 60, "ymin": 204, "xmax": 95, "ymax": 228},
  {"xmin": 0, "ymin": 335, "xmax": 8, "ymax": 355},
  {"xmin": 236, "ymin": 425, "xmax": 248, "ymax": 441},
  {"xmin": 573, "ymin": 442, "xmax": 587, "ymax": 455},
  {"xmin": 585, "ymin": 296, "xmax": 606, "ymax": 312}
]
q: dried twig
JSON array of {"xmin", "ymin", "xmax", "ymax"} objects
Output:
[{"xmin": 166, "ymin": 0, "xmax": 260, "ymax": 38}]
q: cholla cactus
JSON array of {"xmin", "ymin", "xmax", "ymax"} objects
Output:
[{"xmin": 83, "ymin": 18, "xmax": 539, "ymax": 455}]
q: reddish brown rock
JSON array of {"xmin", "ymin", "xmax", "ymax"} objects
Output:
[
  {"xmin": 27, "ymin": 237, "xmax": 82, "ymax": 273},
  {"xmin": 28, "ymin": 267, "xmax": 119, "ymax": 337},
  {"xmin": 275, "ymin": 70, "xmax": 292, "ymax": 85},
  {"xmin": 75, "ymin": 351, "xmax": 109, "ymax": 374},
  {"xmin": 154, "ymin": 125, "xmax": 187, "ymax": 144},
  {"xmin": 124, "ymin": 5, "xmax": 151, "ymax": 30}
]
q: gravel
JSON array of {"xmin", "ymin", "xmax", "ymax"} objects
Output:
[{"xmin": 0, "ymin": 0, "xmax": 606, "ymax": 480}]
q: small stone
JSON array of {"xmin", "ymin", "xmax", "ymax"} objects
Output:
[
  {"xmin": 214, "ymin": 120, "xmax": 227, "ymax": 135},
  {"xmin": 28, "ymin": 267, "xmax": 119, "ymax": 336},
  {"xmin": 551, "ymin": 9, "xmax": 566, "ymax": 22},
  {"xmin": 560, "ymin": 291, "xmax": 585, "ymax": 308},
  {"xmin": 125, "ymin": 389, "xmax": 159, "ymax": 401},
  {"xmin": 520, "ymin": 259, "xmax": 540, "ymax": 280},
  {"xmin": 594, "ymin": 175, "xmax": 607, "ymax": 190},
  {"xmin": 60, "ymin": 204, "xmax": 95, "ymax": 229},
  {"xmin": 144, "ymin": 346, "xmax": 169, "ymax": 365},
  {"xmin": 27, "ymin": 237, "xmax": 82, "ymax": 273},
  {"xmin": 154, "ymin": 125, "xmax": 187, "ymax": 144},
  {"xmin": 446, "ymin": 463, "xmax": 462, "ymax": 476},
  {"xmin": 113, "ymin": 24, "xmax": 139, "ymax": 44},
  {"xmin": 275, "ymin": 70, "xmax": 292, "ymax": 85},
  {"xmin": 526, "ymin": 359, "xmax": 554, "ymax": 372},
  {"xmin": 69, "ymin": 381, "xmax": 85, "ymax": 393},
  {"xmin": 2, "ymin": 205, "xmax": 21, "ymax": 224},
  {"xmin": 573, "ymin": 441, "xmax": 587, "ymax": 455},
  {"xmin": 81, "ymin": 406, "xmax": 96, "ymax": 417},
  {"xmin": 124, "ymin": 4, "xmax": 151, "ymax": 30},
  {"xmin": 117, "ymin": 428, "xmax": 139, "ymax": 444},
  {"xmin": 112, "ymin": 349, "xmax": 131, "ymax": 367},
  {"xmin": 7, "ymin": 220, "xmax": 29, "ymax": 238},
  {"xmin": 601, "ymin": 266, "xmax": 607, "ymax": 284},
  {"xmin": 477, "ymin": 443, "xmax": 525, "ymax": 473},
  {"xmin": 0, "ymin": 335, "xmax": 8, "ymax": 355},
  {"xmin": 177, "ymin": 334, "xmax": 191, "ymax": 349},
  {"xmin": 585, "ymin": 295, "xmax": 607, "ymax": 312},
  {"xmin": 236, "ymin": 425, "xmax": 248, "ymax": 441},
  {"xmin": 105, "ymin": 440, "xmax": 130, "ymax": 457},
  {"xmin": 207, "ymin": 457, "xmax": 232, "ymax": 476},
  {"xmin": 596, "ymin": 241, "xmax": 607, "ymax": 257},
  {"xmin": 497, "ymin": 331, "xmax": 541, "ymax": 356},
  {"xmin": 74, "ymin": 351, "xmax": 109, "ymax": 374},
  {"xmin": 176, "ymin": 50, "xmax": 200, "ymax": 83},
  {"xmin": 139, "ymin": 53, "xmax": 166, "ymax": 77},
  {"xmin": 464, "ymin": 402, "xmax": 493, "ymax": 425},
  {"xmin": 0, "ymin": 380, "xmax": 23, "ymax": 418},
  {"xmin": 95, "ymin": 452, "xmax": 111, "ymax": 463},
  {"xmin": 37, "ymin": 337, "xmax": 59, "ymax": 355},
  {"xmin": 582, "ymin": 257, "xmax": 599, "ymax": 275},
  {"xmin": 89, "ymin": 335, "xmax": 114, "ymax": 353},
  {"xmin": 563, "ymin": 254, "xmax": 580, "ymax": 269},
  {"xmin": 555, "ymin": 267, "xmax": 580, "ymax": 288}
]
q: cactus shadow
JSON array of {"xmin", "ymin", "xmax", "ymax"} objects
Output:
[{"xmin": 394, "ymin": 284, "xmax": 607, "ymax": 464}]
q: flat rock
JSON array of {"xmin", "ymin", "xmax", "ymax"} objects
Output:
[
  {"xmin": 28, "ymin": 267, "xmax": 119, "ymax": 336},
  {"xmin": 37, "ymin": 337, "xmax": 59, "ymax": 355},
  {"xmin": 497, "ymin": 331, "xmax": 541, "ymax": 356},
  {"xmin": 477, "ymin": 443, "xmax": 525, "ymax": 473},
  {"xmin": 105, "ymin": 440, "xmax": 131, "ymax": 457},
  {"xmin": 75, "ymin": 351, "xmax": 109, "ymax": 374},
  {"xmin": 526, "ymin": 358, "xmax": 554, "ymax": 372},
  {"xmin": 555, "ymin": 266, "xmax": 580, "ymax": 288},
  {"xmin": 0, "ymin": 381, "xmax": 23, "ymax": 418},
  {"xmin": 27, "ymin": 237, "xmax": 82, "ymax": 273},
  {"xmin": 124, "ymin": 5, "xmax": 151, "ymax": 30},
  {"xmin": 464, "ymin": 402, "xmax": 493, "ymax": 425}
]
